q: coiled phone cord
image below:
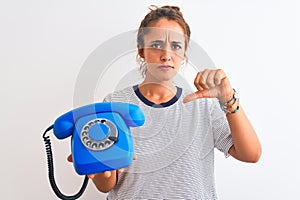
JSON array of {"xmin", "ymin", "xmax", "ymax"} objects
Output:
[{"xmin": 43, "ymin": 125, "xmax": 89, "ymax": 200}]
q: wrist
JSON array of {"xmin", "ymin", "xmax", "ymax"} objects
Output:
[
  {"xmin": 218, "ymin": 88, "xmax": 235, "ymax": 103},
  {"xmin": 219, "ymin": 88, "xmax": 240, "ymax": 114},
  {"xmin": 225, "ymin": 98, "xmax": 240, "ymax": 114}
]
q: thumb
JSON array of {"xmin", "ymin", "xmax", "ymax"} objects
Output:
[
  {"xmin": 87, "ymin": 174, "xmax": 96, "ymax": 179},
  {"xmin": 67, "ymin": 154, "xmax": 73, "ymax": 163},
  {"xmin": 183, "ymin": 90, "xmax": 211, "ymax": 103}
]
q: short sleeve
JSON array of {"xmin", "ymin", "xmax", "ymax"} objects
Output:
[
  {"xmin": 211, "ymin": 99, "xmax": 233, "ymax": 157},
  {"xmin": 103, "ymin": 93, "xmax": 112, "ymax": 102}
]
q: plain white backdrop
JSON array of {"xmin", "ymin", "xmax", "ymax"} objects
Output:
[{"xmin": 1, "ymin": 0, "xmax": 299, "ymax": 199}]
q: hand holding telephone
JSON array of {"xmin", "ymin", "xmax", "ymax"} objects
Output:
[{"xmin": 43, "ymin": 102, "xmax": 145, "ymax": 200}]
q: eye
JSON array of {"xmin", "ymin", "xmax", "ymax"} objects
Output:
[
  {"xmin": 150, "ymin": 43, "xmax": 163, "ymax": 49},
  {"xmin": 172, "ymin": 43, "xmax": 182, "ymax": 50}
]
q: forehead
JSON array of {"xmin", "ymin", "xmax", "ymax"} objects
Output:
[
  {"xmin": 149, "ymin": 18, "xmax": 184, "ymax": 33},
  {"xmin": 143, "ymin": 19, "xmax": 185, "ymax": 42},
  {"xmin": 143, "ymin": 27, "xmax": 185, "ymax": 42}
]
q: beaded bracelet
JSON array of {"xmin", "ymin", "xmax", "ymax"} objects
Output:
[
  {"xmin": 226, "ymin": 98, "xmax": 240, "ymax": 114},
  {"xmin": 219, "ymin": 89, "xmax": 240, "ymax": 114}
]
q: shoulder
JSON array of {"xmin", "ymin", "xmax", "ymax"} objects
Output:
[{"xmin": 103, "ymin": 86, "xmax": 135, "ymax": 102}]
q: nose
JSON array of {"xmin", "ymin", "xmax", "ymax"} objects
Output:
[{"xmin": 160, "ymin": 49, "xmax": 171, "ymax": 62}]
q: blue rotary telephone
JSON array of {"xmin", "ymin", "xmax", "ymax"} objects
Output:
[{"xmin": 43, "ymin": 102, "xmax": 145, "ymax": 200}]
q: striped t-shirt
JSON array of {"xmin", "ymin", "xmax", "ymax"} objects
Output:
[{"xmin": 105, "ymin": 85, "xmax": 233, "ymax": 199}]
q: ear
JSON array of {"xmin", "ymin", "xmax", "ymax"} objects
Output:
[{"xmin": 137, "ymin": 45, "xmax": 144, "ymax": 58}]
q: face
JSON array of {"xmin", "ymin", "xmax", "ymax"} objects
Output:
[{"xmin": 139, "ymin": 18, "xmax": 186, "ymax": 83}]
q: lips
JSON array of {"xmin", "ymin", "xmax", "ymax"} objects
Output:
[{"xmin": 158, "ymin": 65, "xmax": 174, "ymax": 69}]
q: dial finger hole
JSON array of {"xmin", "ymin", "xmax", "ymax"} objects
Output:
[
  {"xmin": 91, "ymin": 142, "xmax": 97, "ymax": 149},
  {"xmin": 105, "ymin": 140, "xmax": 111, "ymax": 146},
  {"xmin": 82, "ymin": 136, "xmax": 89, "ymax": 142},
  {"xmin": 88, "ymin": 121, "xmax": 95, "ymax": 126},
  {"xmin": 94, "ymin": 119, "xmax": 101, "ymax": 124},
  {"xmin": 82, "ymin": 131, "xmax": 88, "ymax": 136},
  {"xmin": 99, "ymin": 143, "xmax": 105, "ymax": 149}
]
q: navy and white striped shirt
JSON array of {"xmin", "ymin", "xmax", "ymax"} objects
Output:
[{"xmin": 105, "ymin": 85, "xmax": 233, "ymax": 199}]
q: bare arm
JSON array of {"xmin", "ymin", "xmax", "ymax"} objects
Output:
[{"xmin": 226, "ymin": 106, "xmax": 261, "ymax": 162}]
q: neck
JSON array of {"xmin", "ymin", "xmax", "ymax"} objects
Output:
[
  {"xmin": 141, "ymin": 73, "xmax": 176, "ymax": 92},
  {"xmin": 138, "ymin": 81, "xmax": 177, "ymax": 104}
]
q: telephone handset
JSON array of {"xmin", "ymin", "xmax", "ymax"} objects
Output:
[{"xmin": 43, "ymin": 102, "xmax": 145, "ymax": 200}]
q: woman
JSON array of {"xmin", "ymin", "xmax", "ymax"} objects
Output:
[{"xmin": 74, "ymin": 5, "xmax": 261, "ymax": 199}]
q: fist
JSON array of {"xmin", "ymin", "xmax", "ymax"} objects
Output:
[{"xmin": 183, "ymin": 69, "xmax": 233, "ymax": 103}]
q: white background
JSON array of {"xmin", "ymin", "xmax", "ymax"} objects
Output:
[{"xmin": 1, "ymin": 0, "xmax": 299, "ymax": 199}]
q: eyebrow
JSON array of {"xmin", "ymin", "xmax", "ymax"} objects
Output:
[
  {"xmin": 150, "ymin": 40, "xmax": 183, "ymax": 44},
  {"xmin": 171, "ymin": 41, "xmax": 183, "ymax": 45},
  {"xmin": 151, "ymin": 40, "xmax": 164, "ymax": 44}
]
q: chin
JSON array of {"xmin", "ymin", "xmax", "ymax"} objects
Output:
[
  {"xmin": 146, "ymin": 70, "xmax": 177, "ymax": 83},
  {"xmin": 157, "ymin": 74, "xmax": 177, "ymax": 82}
]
